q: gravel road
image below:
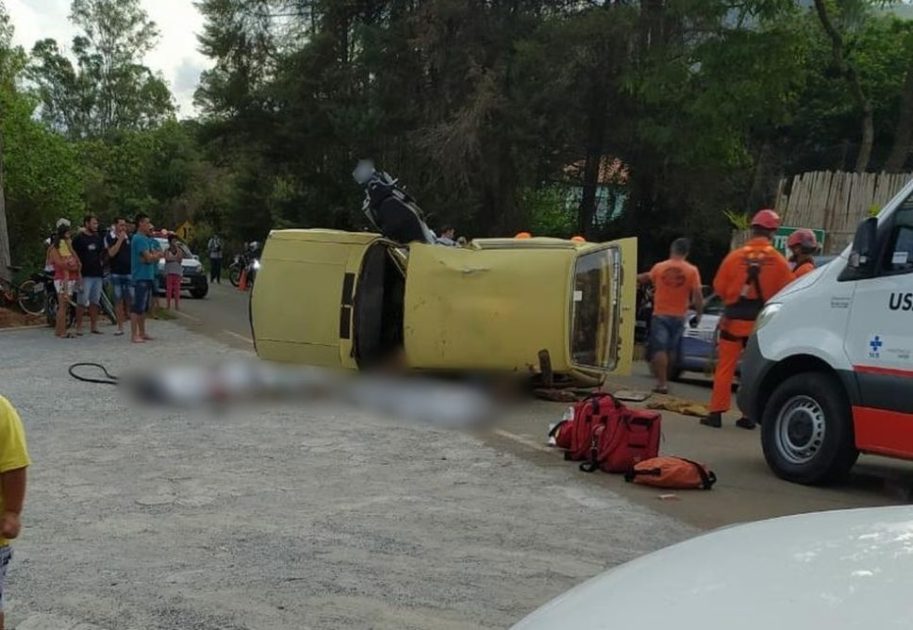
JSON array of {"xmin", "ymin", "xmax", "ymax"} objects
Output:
[{"xmin": 0, "ymin": 323, "xmax": 693, "ymax": 629}]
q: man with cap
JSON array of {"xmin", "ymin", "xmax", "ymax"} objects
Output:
[{"xmin": 701, "ymin": 209, "xmax": 793, "ymax": 429}]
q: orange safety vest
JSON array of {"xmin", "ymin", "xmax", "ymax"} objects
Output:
[
  {"xmin": 713, "ymin": 238, "xmax": 793, "ymax": 336},
  {"xmin": 793, "ymin": 260, "xmax": 815, "ymax": 279}
]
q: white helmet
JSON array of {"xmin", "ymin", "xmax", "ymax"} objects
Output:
[{"xmin": 55, "ymin": 217, "xmax": 71, "ymax": 229}]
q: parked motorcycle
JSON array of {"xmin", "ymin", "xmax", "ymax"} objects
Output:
[
  {"xmin": 229, "ymin": 245, "xmax": 260, "ymax": 287},
  {"xmin": 228, "ymin": 253, "xmax": 246, "ymax": 287}
]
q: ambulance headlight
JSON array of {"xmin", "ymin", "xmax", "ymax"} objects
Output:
[{"xmin": 754, "ymin": 303, "xmax": 782, "ymax": 333}]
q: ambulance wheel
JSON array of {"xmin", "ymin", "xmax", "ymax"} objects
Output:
[{"xmin": 761, "ymin": 372, "xmax": 858, "ymax": 485}]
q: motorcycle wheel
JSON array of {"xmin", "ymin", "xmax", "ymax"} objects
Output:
[{"xmin": 229, "ymin": 266, "xmax": 242, "ymax": 287}]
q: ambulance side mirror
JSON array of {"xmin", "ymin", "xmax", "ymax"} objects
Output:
[{"xmin": 849, "ymin": 216, "xmax": 878, "ymax": 275}]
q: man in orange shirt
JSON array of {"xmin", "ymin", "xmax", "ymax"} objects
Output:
[
  {"xmin": 701, "ymin": 210, "xmax": 794, "ymax": 429},
  {"xmin": 638, "ymin": 238, "xmax": 703, "ymax": 394}
]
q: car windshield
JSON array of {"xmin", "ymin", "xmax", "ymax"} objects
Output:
[{"xmin": 571, "ymin": 249, "xmax": 614, "ymax": 370}]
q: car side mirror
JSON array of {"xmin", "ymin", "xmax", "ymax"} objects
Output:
[{"xmin": 848, "ymin": 216, "xmax": 877, "ymax": 275}]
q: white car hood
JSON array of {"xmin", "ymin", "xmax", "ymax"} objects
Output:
[{"xmin": 512, "ymin": 507, "xmax": 913, "ymax": 629}]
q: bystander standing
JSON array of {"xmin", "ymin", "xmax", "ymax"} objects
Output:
[
  {"xmin": 71, "ymin": 214, "xmax": 106, "ymax": 335},
  {"xmin": 164, "ymin": 235, "xmax": 184, "ymax": 311},
  {"xmin": 130, "ymin": 214, "xmax": 163, "ymax": 343},
  {"xmin": 0, "ymin": 396, "xmax": 30, "ymax": 630},
  {"xmin": 207, "ymin": 233, "xmax": 223, "ymax": 284},
  {"xmin": 105, "ymin": 217, "xmax": 132, "ymax": 336}
]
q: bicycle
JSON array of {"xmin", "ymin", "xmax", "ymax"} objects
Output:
[{"xmin": 0, "ymin": 265, "xmax": 48, "ymax": 316}]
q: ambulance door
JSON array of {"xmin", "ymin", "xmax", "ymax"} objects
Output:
[{"xmin": 844, "ymin": 194, "xmax": 913, "ymax": 458}]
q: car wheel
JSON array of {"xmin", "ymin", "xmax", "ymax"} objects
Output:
[
  {"xmin": 191, "ymin": 288, "xmax": 208, "ymax": 299},
  {"xmin": 761, "ymin": 372, "xmax": 858, "ymax": 485}
]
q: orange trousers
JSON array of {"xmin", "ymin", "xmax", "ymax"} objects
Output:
[{"xmin": 709, "ymin": 320, "xmax": 754, "ymax": 414}]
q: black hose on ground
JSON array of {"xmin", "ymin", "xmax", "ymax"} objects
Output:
[{"xmin": 68, "ymin": 363, "xmax": 119, "ymax": 386}]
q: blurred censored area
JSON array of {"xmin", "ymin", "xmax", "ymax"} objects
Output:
[{"xmin": 70, "ymin": 360, "xmax": 511, "ymax": 429}]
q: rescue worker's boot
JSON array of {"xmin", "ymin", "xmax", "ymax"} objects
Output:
[
  {"xmin": 700, "ymin": 412, "xmax": 722, "ymax": 428},
  {"xmin": 735, "ymin": 417, "xmax": 756, "ymax": 430}
]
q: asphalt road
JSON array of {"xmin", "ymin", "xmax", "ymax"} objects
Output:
[
  {"xmin": 175, "ymin": 284, "xmax": 913, "ymax": 531},
  {"xmin": 165, "ymin": 280, "xmax": 255, "ymax": 349}
]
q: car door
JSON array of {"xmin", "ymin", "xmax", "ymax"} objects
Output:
[
  {"xmin": 250, "ymin": 230, "xmax": 376, "ymax": 369},
  {"xmin": 843, "ymin": 195, "xmax": 913, "ymax": 457},
  {"xmin": 607, "ymin": 237, "xmax": 638, "ymax": 377}
]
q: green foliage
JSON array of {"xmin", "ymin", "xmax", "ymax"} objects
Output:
[
  {"xmin": 523, "ymin": 187, "xmax": 576, "ymax": 239},
  {"xmin": 2, "ymin": 91, "xmax": 85, "ymax": 266},
  {"xmin": 723, "ymin": 210, "xmax": 752, "ymax": 231},
  {"xmin": 28, "ymin": 0, "xmax": 174, "ymax": 139},
  {"xmin": 4, "ymin": 0, "xmax": 913, "ymax": 277}
]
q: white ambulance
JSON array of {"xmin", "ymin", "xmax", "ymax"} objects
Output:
[{"xmin": 738, "ymin": 180, "xmax": 913, "ymax": 484}]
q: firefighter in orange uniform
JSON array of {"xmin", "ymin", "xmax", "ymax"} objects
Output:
[
  {"xmin": 701, "ymin": 210, "xmax": 794, "ymax": 429},
  {"xmin": 787, "ymin": 229, "xmax": 819, "ymax": 279}
]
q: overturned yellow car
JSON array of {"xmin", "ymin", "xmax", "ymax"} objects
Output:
[{"xmin": 250, "ymin": 230, "xmax": 637, "ymax": 387}]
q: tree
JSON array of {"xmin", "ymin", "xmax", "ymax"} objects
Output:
[
  {"xmin": 28, "ymin": 0, "xmax": 174, "ymax": 139},
  {"xmin": 0, "ymin": 0, "xmax": 25, "ymax": 280},
  {"xmin": 885, "ymin": 23, "xmax": 913, "ymax": 171},
  {"xmin": 812, "ymin": 0, "xmax": 882, "ymax": 172}
]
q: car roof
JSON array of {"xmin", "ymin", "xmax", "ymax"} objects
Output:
[{"xmin": 513, "ymin": 506, "xmax": 913, "ymax": 629}]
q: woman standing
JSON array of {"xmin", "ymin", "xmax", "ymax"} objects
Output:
[
  {"xmin": 163, "ymin": 235, "xmax": 184, "ymax": 311},
  {"xmin": 47, "ymin": 224, "xmax": 81, "ymax": 338}
]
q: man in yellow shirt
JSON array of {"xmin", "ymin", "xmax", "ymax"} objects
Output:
[{"xmin": 0, "ymin": 397, "xmax": 30, "ymax": 630}]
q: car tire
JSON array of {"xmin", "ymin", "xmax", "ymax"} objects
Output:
[
  {"xmin": 191, "ymin": 287, "xmax": 208, "ymax": 299},
  {"xmin": 761, "ymin": 372, "xmax": 858, "ymax": 485}
]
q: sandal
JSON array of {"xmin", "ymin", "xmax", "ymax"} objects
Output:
[
  {"xmin": 90, "ymin": 329, "xmax": 103, "ymax": 335},
  {"xmin": 652, "ymin": 386, "xmax": 669, "ymax": 395},
  {"xmin": 114, "ymin": 330, "xmax": 125, "ymax": 336}
]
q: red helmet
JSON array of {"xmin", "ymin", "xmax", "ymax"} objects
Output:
[
  {"xmin": 515, "ymin": 231, "xmax": 532, "ymax": 239},
  {"xmin": 570, "ymin": 235, "xmax": 586, "ymax": 243},
  {"xmin": 751, "ymin": 209, "xmax": 781, "ymax": 230},
  {"xmin": 787, "ymin": 228, "xmax": 818, "ymax": 250}
]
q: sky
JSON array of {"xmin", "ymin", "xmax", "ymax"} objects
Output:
[{"xmin": 6, "ymin": 0, "xmax": 211, "ymax": 117}]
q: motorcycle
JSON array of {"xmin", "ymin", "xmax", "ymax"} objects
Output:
[
  {"xmin": 229, "ymin": 247, "xmax": 260, "ymax": 288},
  {"xmin": 352, "ymin": 160, "xmax": 436, "ymax": 245},
  {"xmin": 228, "ymin": 253, "xmax": 248, "ymax": 287}
]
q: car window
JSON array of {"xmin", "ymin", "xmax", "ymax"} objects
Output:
[
  {"xmin": 571, "ymin": 249, "xmax": 613, "ymax": 370},
  {"xmin": 881, "ymin": 202, "xmax": 913, "ymax": 276}
]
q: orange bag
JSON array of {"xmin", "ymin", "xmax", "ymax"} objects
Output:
[{"xmin": 624, "ymin": 457, "xmax": 716, "ymax": 490}]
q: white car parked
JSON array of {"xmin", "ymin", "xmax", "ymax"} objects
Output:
[{"xmin": 512, "ymin": 507, "xmax": 913, "ymax": 629}]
